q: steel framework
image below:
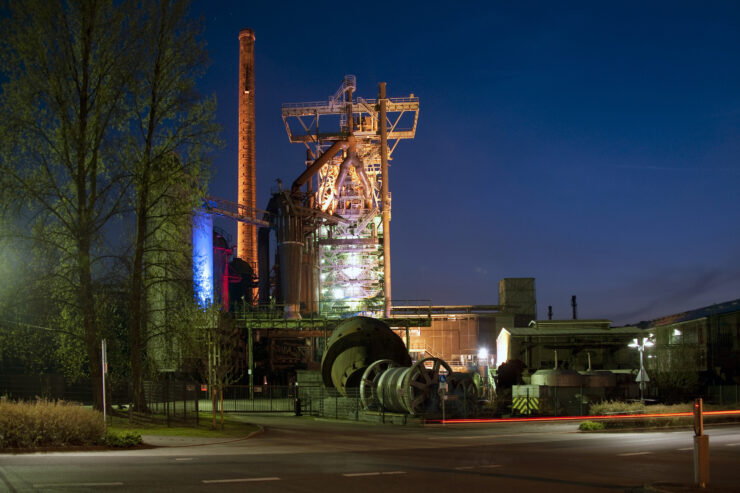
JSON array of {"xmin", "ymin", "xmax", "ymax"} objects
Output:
[{"xmin": 282, "ymin": 76, "xmax": 419, "ymax": 316}]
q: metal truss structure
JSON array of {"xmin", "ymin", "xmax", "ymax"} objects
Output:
[{"xmin": 282, "ymin": 76, "xmax": 419, "ymax": 315}]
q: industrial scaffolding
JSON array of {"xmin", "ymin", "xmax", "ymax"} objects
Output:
[{"xmin": 282, "ymin": 76, "xmax": 419, "ymax": 316}]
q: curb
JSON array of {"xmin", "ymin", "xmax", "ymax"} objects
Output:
[{"xmin": 142, "ymin": 424, "xmax": 264, "ymax": 448}]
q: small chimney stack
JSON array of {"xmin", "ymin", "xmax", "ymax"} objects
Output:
[
  {"xmin": 548, "ymin": 305, "xmax": 553, "ymax": 320},
  {"xmin": 571, "ymin": 295, "xmax": 577, "ymax": 320}
]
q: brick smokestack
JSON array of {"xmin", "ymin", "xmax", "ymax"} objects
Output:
[{"xmin": 237, "ymin": 29, "xmax": 257, "ymax": 273}]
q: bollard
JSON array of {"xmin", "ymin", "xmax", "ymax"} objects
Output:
[{"xmin": 693, "ymin": 398, "xmax": 710, "ymax": 488}]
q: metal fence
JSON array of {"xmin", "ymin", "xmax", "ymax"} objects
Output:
[{"xmin": 706, "ymin": 385, "xmax": 740, "ymax": 405}]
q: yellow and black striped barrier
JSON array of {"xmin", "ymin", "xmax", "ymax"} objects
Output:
[{"xmin": 512, "ymin": 396, "xmax": 539, "ymax": 414}]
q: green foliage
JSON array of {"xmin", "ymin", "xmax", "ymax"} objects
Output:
[
  {"xmin": 589, "ymin": 400, "xmax": 691, "ymax": 415},
  {"xmin": 0, "ymin": 399, "xmax": 105, "ymax": 448},
  {"xmin": 590, "ymin": 400, "xmax": 694, "ymax": 429},
  {"xmin": 0, "ymin": 0, "xmax": 220, "ymax": 409},
  {"xmin": 579, "ymin": 420, "xmax": 606, "ymax": 431},
  {"xmin": 104, "ymin": 430, "xmax": 142, "ymax": 447}
]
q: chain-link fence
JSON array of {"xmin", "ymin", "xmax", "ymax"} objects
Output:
[{"xmin": 706, "ymin": 385, "xmax": 740, "ymax": 406}]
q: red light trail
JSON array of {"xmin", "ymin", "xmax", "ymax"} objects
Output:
[{"xmin": 426, "ymin": 409, "xmax": 740, "ymax": 425}]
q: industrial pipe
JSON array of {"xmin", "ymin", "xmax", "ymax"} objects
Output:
[{"xmin": 291, "ymin": 138, "xmax": 352, "ymax": 194}]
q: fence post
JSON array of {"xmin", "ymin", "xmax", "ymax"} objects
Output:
[
  {"xmin": 580, "ymin": 385, "xmax": 583, "ymax": 416},
  {"xmin": 195, "ymin": 389, "xmax": 199, "ymax": 428},
  {"xmin": 555, "ymin": 387, "xmax": 559, "ymax": 417}
]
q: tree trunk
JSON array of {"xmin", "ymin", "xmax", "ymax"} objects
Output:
[
  {"xmin": 130, "ymin": 197, "xmax": 149, "ymax": 411},
  {"xmin": 79, "ymin": 236, "xmax": 103, "ymax": 410}
]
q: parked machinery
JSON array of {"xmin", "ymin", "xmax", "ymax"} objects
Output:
[
  {"xmin": 321, "ymin": 316, "xmax": 482, "ymax": 417},
  {"xmin": 320, "ymin": 316, "xmax": 411, "ymax": 395},
  {"xmin": 360, "ymin": 357, "xmax": 482, "ymax": 417}
]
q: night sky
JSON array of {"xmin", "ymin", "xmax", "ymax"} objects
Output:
[{"xmin": 192, "ymin": 1, "xmax": 740, "ymax": 325}]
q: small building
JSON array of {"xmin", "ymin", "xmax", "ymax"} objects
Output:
[{"xmin": 501, "ymin": 320, "xmax": 641, "ymax": 372}]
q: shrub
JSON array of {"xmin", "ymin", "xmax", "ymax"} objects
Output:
[
  {"xmin": 104, "ymin": 430, "xmax": 142, "ymax": 448},
  {"xmin": 0, "ymin": 399, "xmax": 105, "ymax": 449},
  {"xmin": 579, "ymin": 420, "xmax": 605, "ymax": 431},
  {"xmin": 589, "ymin": 400, "xmax": 694, "ymax": 429}
]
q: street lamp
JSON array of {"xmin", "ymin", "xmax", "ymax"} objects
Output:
[{"xmin": 629, "ymin": 336, "xmax": 654, "ymax": 402}]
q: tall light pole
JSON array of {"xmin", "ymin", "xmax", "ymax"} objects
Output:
[{"xmin": 629, "ymin": 336, "xmax": 654, "ymax": 402}]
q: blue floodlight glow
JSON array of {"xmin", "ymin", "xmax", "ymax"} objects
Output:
[{"xmin": 193, "ymin": 211, "xmax": 214, "ymax": 307}]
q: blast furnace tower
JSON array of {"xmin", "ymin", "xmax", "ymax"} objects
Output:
[
  {"xmin": 237, "ymin": 28, "xmax": 257, "ymax": 279},
  {"xmin": 282, "ymin": 76, "xmax": 419, "ymax": 317}
]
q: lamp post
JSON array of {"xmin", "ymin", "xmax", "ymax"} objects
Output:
[{"xmin": 629, "ymin": 336, "xmax": 654, "ymax": 402}]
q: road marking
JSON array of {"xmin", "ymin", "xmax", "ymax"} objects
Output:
[
  {"xmin": 428, "ymin": 433, "xmax": 524, "ymax": 440},
  {"xmin": 175, "ymin": 458, "xmax": 194, "ymax": 461},
  {"xmin": 343, "ymin": 471, "xmax": 406, "ymax": 477},
  {"xmin": 202, "ymin": 477, "xmax": 280, "ymax": 484},
  {"xmin": 618, "ymin": 452, "xmax": 651, "ymax": 456},
  {"xmin": 455, "ymin": 464, "xmax": 501, "ymax": 470},
  {"xmin": 33, "ymin": 483, "xmax": 124, "ymax": 488},
  {"xmin": 677, "ymin": 447, "xmax": 693, "ymax": 451}
]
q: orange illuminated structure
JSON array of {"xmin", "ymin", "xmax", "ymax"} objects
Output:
[
  {"xmin": 282, "ymin": 76, "xmax": 419, "ymax": 316},
  {"xmin": 237, "ymin": 28, "xmax": 257, "ymax": 282}
]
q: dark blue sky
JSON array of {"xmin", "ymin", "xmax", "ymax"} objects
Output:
[{"xmin": 193, "ymin": 1, "xmax": 740, "ymax": 325}]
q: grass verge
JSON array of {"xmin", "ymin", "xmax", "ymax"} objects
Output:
[{"xmin": 107, "ymin": 413, "xmax": 260, "ymax": 438}]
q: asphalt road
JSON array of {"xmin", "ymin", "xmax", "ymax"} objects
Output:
[{"xmin": 1, "ymin": 415, "xmax": 739, "ymax": 492}]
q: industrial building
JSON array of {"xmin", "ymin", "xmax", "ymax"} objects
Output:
[{"xmin": 180, "ymin": 28, "xmax": 739, "ymax": 416}]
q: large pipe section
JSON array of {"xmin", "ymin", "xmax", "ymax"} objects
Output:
[
  {"xmin": 237, "ymin": 29, "xmax": 258, "ymax": 274},
  {"xmin": 375, "ymin": 358, "xmax": 452, "ymax": 416},
  {"xmin": 320, "ymin": 317, "xmax": 411, "ymax": 395},
  {"xmin": 291, "ymin": 138, "xmax": 352, "ymax": 194},
  {"xmin": 274, "ymin": 193, "xmax": 303, "ymax": 319},
  {"xmin": 360, "ymin": 358, "xmax": 481, "ymax": 417}
]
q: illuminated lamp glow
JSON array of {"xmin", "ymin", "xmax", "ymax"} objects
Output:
[
  {"xmin": 477, "ymin": 348, "xmax": 488, "ymax": 361},
  {"xmin": 192, "ymin": 211, "xmax": 214, "ymax": 307},
  {"xmin": 496, "ymin": 328, "xmax": 510, "ymax": 366},
  {"xmin": 673, "ymin": 329, "xmax": 682, "ymax": 336}
]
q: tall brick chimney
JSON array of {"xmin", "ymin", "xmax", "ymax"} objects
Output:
[{"xmin": 237, "ymin": 29, "xmax": 257, "ymax": 274}]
